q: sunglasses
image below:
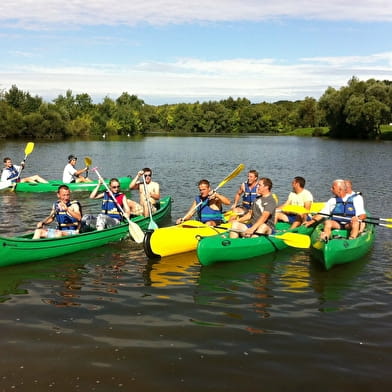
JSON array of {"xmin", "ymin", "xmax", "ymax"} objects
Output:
[
  {"xmin": 144, "ymin": 174, "xmax": 152, "ymax": 177},
  {"xmin": 111, "ymin": 185, "xmax": 120, "ymax": 189}
]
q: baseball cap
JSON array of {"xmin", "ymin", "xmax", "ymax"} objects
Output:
[{"xmin": 68, "ymin": 154, "xmax": 77, "ymax": 161}]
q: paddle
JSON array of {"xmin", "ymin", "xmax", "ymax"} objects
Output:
[
  {"xmin": 288, "ymin": 206, "xmax": 392, "ymax": 229},
  {"xmin": 93, "ymin": 168, "xmax": 145, "ymax": 243},
  {"xmin": 84, "ymin": 156, "xmax": 92, "ymax": 178},
  {"xmin": 315, "ymin": 213, "xmax": 392, "ymax": 229},
  {"xmin": 184, "ymin": 223, "xmax": 310, "ymax": 248},
  {"xmin": 281, "ymin": 203, "xmax": 325, "ymax": 215},
  {"xmin": 142, "ymin": 174, "xmax": 158, "ymax": 230},
  {"xmin": 3, "ymin": 142, "xmax": 35, "ymax": 191},
  {"xmin": 180, "ymin": 163, "xmax": 245, "ymax": 221}
]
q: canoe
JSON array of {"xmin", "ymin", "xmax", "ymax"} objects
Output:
[
  {"xmin": 0, "ymin": 196, "xmax": 171, "ymax": 268},
  {"xmin": 310, "ymin": 221, "xmax": 376, "ymax": 270},
  {"xmin": 143, "ymin": 220, "xmax": 231, "ymax": 259},
  {"xmin": 196, "ymin": 223, "xmax": 314, "ymax": 266},
  {"xmin": 0, "ymin": 176, "xmax": 131, "ymax": 193}
]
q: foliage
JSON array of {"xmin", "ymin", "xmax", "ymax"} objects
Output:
[{"xmin": 1, "ymin": 78, "xmax": 392, "ymax": 140}]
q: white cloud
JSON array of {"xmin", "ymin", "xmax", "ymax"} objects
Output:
[
  {"xmin": 2, "ymin": 52, "xmax": 392, "ymax": 104},
  {"xmin": 1, "ymin": 0, "xmax": 392, "ymax": 28}
]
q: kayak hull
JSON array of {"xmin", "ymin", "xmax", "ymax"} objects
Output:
[
  {"xmin": 310, "ymin": 222, "xmax": 376, "ymax": 270},
  {"xmin": 2, "ymin": 177, "xmax": 131, "ymax": 193},
  {"xmin": 143, "ymin": 220, "xmax": 231, "ymax": 258},
  {"xmin": 0, "ymin": 196, "xmax": 171, "ymax": 267},
  {"xmin": 196, "ymin": 223, "xmax": 314, "ymax": 266}
]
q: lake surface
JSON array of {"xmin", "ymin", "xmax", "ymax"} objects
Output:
[{"xmin": 0, "ymin": 136, "xmax": 392, "ymax": 391}]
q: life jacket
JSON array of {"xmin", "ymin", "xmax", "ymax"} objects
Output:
[
  {"xmin": 331, "ymin": 194, "xmax": 358, "ymax": 222},
  {"xmin": 54, "ymin": 200, "xmax": 82, "ymax": 230},
  {"xmin": 101, "ymin": 191, "xmax": 125, "ymax": 220},
  {"xmin": 242, "ymin": 182, "xmax": 259, "ymax": 209},
  {"xmin": 4, "ymin": 165, "xmax": 20, "ymax": 182},
  {"xmin": 196, "ymin": 195, "xmax": 223, "ymax": 223}
]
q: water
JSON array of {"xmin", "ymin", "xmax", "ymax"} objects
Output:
[{"xmin": 0, "ymin": 136, "xmax": 392, "ymax": 391}]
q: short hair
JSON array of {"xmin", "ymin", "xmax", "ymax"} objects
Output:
[
  {"xmin": 249, "ymin": 169, "xmax": 259, "ymax": 178},
  {"xmin": 57, "ymin": 185, "xmax": 70, "ymax": 193},
  {"xmin": 143, "ymin": 167, "xmax": 152, "ymax": 175},
  {"xmin": 3, "ymin": 157, "xmax": 11, "ymax": 163},
  {"xmin": 109, "ymin": 178, "xmax": 120, "ymax": 185},
  {"xmin": 260, "ymin": 177, "xmax": 272, "ymax": 190},
  {"xmin": 294, "ymin": 176, "xmax": 305, "ymax": 188},
  {"xmin": 198, "ymin": 179, "xmax": 210, "ymax": 188}
]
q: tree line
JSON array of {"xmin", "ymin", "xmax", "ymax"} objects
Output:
[{"xmin": 1, "ymin": 77, "xmax": 391, "ymax": 140}]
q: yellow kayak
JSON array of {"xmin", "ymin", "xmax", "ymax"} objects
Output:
[{"xmin": 143, "ymin": 220, "xmax": 231, "ymax": 258}]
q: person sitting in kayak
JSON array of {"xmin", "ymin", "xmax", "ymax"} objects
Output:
[
  {"xmin": 275, "ymin": 176, "xmax": 314, "ymax": 228},
  {"xmin": 62, "ymin": 154, "xmax": 92, "ymax": 183},
  {"xmin": 176, "ymin": 179, "xmax": 230, "ymax": 226},
  {"xmin": 229, "ymin": 169, "xmax": 259, "ymax": 219},
  {"xmin": 33, "ymin": 185, "xmax": 82, "ymax": 239},
  {"xmin": 304, "ymin": 179, "xmax": 366, "ymax": 241},
  {"xmin": 1, "ymin": 157, "xmax": 48, "ymax": 184},
  {"xmin": 230, "ymin": 177, "xmax": 276, "ymax": 238},
  {"xmin": 88, "ymin": 177, "xmax": 131, "ymax": 230},
  {"xmin": 128, "ymin": 168, "xmax": 161, "ymax": 217}
]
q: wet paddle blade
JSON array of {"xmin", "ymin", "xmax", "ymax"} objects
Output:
[
  {"xmin": 128, "ymin": 221, "xmax": 145, "ymax": 243},
  {"xmin": 273, "ymin": 232, "xmax": 311, "ymax": 248}
]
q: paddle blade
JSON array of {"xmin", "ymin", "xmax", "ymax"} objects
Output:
[
  {"xmin": 24, "ymin": 142, "xmax": 34, "ymax": 156},
  {"xmin": 274, "ymin": 232, "xmax": 311, "ymax": 248},
  {"xmin": 216, "ymin": 164, "xmax": 245, "ymax": 190},
  {"xmin": 84, "ymin": 156, "xmax": 92, "ymax": 167},
  {"xmin": 281, "ymin": 205, "xmax": 309, "ymax": 215},
  {"xmin": 148, "ymin": 220, "xmax": 159, "ymax": 230},
  {"xmin": 128, "ymin": 221, "xmax": 145, "ymax": 243}
]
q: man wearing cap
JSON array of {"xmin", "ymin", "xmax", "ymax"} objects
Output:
[{"xmin": 62, "ymin": 154, "xmax": 91, "ymax": 183}]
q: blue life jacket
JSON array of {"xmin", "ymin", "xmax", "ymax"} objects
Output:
[
  {"xmin": 242, "ymin": 182, "xmax": 259, "ymax": 209},
  {"xmin": 331, "ymin": 194, "xmax": 358, "ymax": 223},
  {"xmin": 101, "ymin": 191, "xmax": 124, "ymax": 220},
  {"xmin": 4, "ymin": 165, "xmax": 20, "ymax": 182},
  {"xmin": 54, "ymin": 200, "xmax": 81, "ymax": 230},
  {"xmin": 196, "ymin": 196, "xmax": 223, "ymax": 223}
]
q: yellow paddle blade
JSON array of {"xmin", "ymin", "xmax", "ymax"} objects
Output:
[
  {"xmin": 24, "ymin": 142, "xmax": 34, "ymax": 156},
  {"xmin": 281, "ymin": 205, "xmax": 309, "ymax": 215},
  {"xmin": 216, "ymin": 164, "xmax": 245, "ymax": 189},
  {"xmin": 310, "ymin": 202, "xmax": 325, "ymax": 213},
  {"xmin": 84, "ymin": 156, "xmax": 92, "ymax": 167},
  {"xmin": 282, "ymin": 202, "xmax": 325, "ymax": 215},
  {"xmin": 273, "ymin": 232, "xmax": 311, "ymax": 248}
]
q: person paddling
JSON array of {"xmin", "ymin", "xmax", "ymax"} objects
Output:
[
  {"xmin": 33, "ymin": 185, "xmax": 82, "ymax": 239},
  {"xmin": 1, "ymin": 157, "xmax": 47, "ymax": 184}
]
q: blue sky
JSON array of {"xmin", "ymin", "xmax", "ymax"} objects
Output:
[{"xmin": 1, "ymin": 0, "xmax": 392, "ymax": 105}]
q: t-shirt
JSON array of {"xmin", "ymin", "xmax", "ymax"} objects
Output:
[
  {"xmin": 287, "ymin": 189, "xmax": 313, "ymax": 206},
  {"xmin": 250, "ymin": 194, "xmax": 277, "ymax": 228},
  {"xmin": 62, "ymin": 163, "xmax": 77, "ymax": 183}
]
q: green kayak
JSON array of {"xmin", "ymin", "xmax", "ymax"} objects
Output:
[
  {"xmin": 196, "ymin": 223, "xmax": 314, "ymax": 266},
  {"xmin": 310, "ymin": 221, "xmax": 376, "ymax": 270},
  {"xmin": 1, "ymin": 176, "xmax": 131, "ymax": 193},
  {"xmin": 0, "ymin": 196, "xmax": 171, "ymax": 268}
]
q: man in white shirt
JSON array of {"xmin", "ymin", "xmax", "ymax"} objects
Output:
[
  {"xmin": 275, "ymin": 176, "xmax": 313, "ymax": 228},
  {"xmin": 62, "ymin": 155, "xmax": 91, "ymax": 183}
]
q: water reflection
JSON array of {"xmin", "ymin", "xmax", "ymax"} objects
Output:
[{"xmin": 144, "ymin": 252, "xmax": 199, "ymax": 288}]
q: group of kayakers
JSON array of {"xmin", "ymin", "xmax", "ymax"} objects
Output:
[
  {"xmin": 2, "ymin": 153, "xmax": 367, "ymax": 243},
  {"xmin": 176, "ymin": 170, "xmax": 367, "ymax": 242}
]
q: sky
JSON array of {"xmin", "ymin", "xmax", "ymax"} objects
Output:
[{"xmin": 1, "ymin": 0, "xmax": 392, "ymax": 105}]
